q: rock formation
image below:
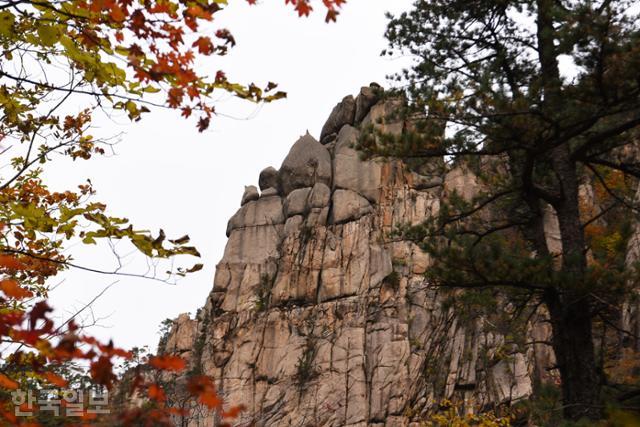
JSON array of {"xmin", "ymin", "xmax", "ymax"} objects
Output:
[{"xmin": 160, "ymin": 85, "xmax": 557, "ymax": 426}]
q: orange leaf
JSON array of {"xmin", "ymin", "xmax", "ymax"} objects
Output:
[
  {"xmin": 222, "ymin": 404, "xmax": 245, "ymax": 419},
  {"xmin": 110, "ymin": 5, "xmax": 126, "ymax": 22},
  {"xmin": 295, "ymin": 0, "xmax": 312, "ymax": 16},
  {"xmin": 167, "ymin": 88, "xmax": 184, "ymax": 108},
  {"xmin": 0, "ymin": 279, "xmax": 33, "ymax": 299},
  {"xmin": 0, "ymin": 409, "xmax": 17, "ymax": 423},
  {"xmin": 43, "ymin": 372, "xmax": 68, "ymax": 387},
  {"xmin": 81, "ymin": 411, "xmax": 98, "ymax": 420},
  {"xmin": 199, "ymin": 390, "xmax": 221, "ymax": 408},
  {"xmin": 0, "ymin": 255, "xmax": 26, "ymax": 271},
  {"xmin": 148, "ymin": 383, "xmax": 166, "ymax": 402},
  {"xmin": 0, "ymin": 373, "xmax": 19, "ymax": 390},
  {"xmin": 192, "ymin": 36, "xmax": 214, "ymax": 55},
  {"xmin": 187, "ymin": 376, "xmax": 222, "ymax": 409},
  {"xmin": 167, "ymin": 407, "xmax": 188, "ymax": 416},
  {"xmin": 12, "ymin": 329, "xmax": 44, "ymax": 346},
  {"xmin": 148, "ymin": 355, "xmax": 186, "ymax": 372},
  {"xmin": 90, "ymin": 356, "xmax": 117, "ymax": 388}
]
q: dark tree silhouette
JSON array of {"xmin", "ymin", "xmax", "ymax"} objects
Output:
[{"xmin": 374, "ymin": 0, "xmax": 640, "ymax": 421}]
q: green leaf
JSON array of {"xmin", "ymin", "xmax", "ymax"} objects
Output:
[
  {"xmin": 37, "ymin": 25, "xmax": 59, "ymax": 47},
  {"xmin": 0, "ymin": 11, "xmax": 14, "ymax": 37}
]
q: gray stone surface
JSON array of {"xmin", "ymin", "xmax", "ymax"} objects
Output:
[
  {"xmin": 226, "ymin": 195, "xmax": 284, "ymax": 237},
  {"xmin": 284, "ymin": 187, "xmax": 311, "ymax": 217},
  {"xmin": 308, "ymin": 182, "xmax": 331, "ymax": 208},
  {"xmin": 361, "ymin": 97, "xmax": 405, "ymax": 137},
  {"xmin": 443, "ymin": 165, "xmax": 478, "ymax": 202},
  {"xmin": 284, "ymin": 215, "xmax": 304, "ymax": 235},
  {"xmin": 320, "ymin": 95, "xmax": 356, "ymax": 144},
  {"xmin": 259, "ymin": 166, "xmax": 279, "ymax": 191},
  {"xmin": 334, "ymin": 125, "xmax": 382, "ymax": 202},
  {"xmin": 354, "ymin": 84, "xmax": 381, "ymax": 124},
  {"xmin": 240, "ymin": 185, "xmax": 259, "ymax": 206},
  {"xmin": 279, "ymin": 132, "xmax": 332, "ymax": 195},
  {"xmin": 410, "ymin": 173, "xmax": 443, "ymax": 190},
  {"xmin": 330, "ymin": 189, "xmax": 374, "ymax": 224},
  {"xmin": 260, "ymin": 187, "xmax": 279, "ymax": 197},
  {"xmin": 306, "ymin": 206, "xmax": 329, "ymax": 227}
]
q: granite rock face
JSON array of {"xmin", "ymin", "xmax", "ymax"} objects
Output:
[
  {"xmin": 333, "ymin": 125, "xmax": 382, "ymax": 203},
  {"xmin": 259, "ymin": 167, "xmax": 279, "ymax": 191},
  {"xmin": 226, "ymin": 194, "xmax": 284, "ymax": 237},
  {"xmin": 330, "ymin": 189, "xmax": 374, "ymax": 224},
  {"xmin": 279, "ymin": 132, "xmax": 332, "ymax": 196},
  {"xmin": 354, "ymin": 84, "xmax": 381, "ymax": 124},
  {"xmin": 241, "ymin": 185, "xmax": 259, "ymax": 206},
  {"xmin": 162, "ymin": 89, "xmax": 557, "ymax": 426},
  {"xmin": 320, "ymin": 95, "xmax": 357, "ymax": 144},
  {"xmin": 159, "ymin": 313, "xmax": 197, "ymax": 358}
]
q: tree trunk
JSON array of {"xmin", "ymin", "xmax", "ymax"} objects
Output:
[
  {"xmin": 545, "ymin": 288, "xmax": 603, "ymax": 420},
  {"xmin": 539, "ymin": 137, "xmax": 603, "ymax": 419}
]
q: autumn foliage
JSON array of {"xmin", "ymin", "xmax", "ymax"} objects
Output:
[{"xmin": 0, "ymin": 0, "xmax": 345, "ymax": 424}]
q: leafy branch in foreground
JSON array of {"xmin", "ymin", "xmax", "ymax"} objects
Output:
[{"xmin": 0, "ymin": 0, "xmax": 348, "ymax": 424}]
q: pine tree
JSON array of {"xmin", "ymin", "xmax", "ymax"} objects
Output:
[{"xmin": 377, "ymin": 0, "xmax": 640, "ymax": 421}]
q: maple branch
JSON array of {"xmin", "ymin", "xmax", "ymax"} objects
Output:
[
  {"xmin": 2, "ymin": 248, "xmax": 179, "ymax": 285},
  {"xmin": 0, "ymin": 70, "xmax": 172, "ymax": 109},
  {"xmin": 49, "ymin": 281, "xmax": 117, "ymax": 337},
  {"xmin": 0, "ymin": 0, "xmax": 26, "ymax": 10},
  {"xmin": 0, "ymin": 136, "xmax": 80, "ymax": 191}
]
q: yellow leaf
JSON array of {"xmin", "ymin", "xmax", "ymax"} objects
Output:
[{"xmin": 0, "ymin": 11, "xmax": 14, "ymax": 37}]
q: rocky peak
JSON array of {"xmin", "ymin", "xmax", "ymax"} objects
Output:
[
  {"xmin": 279, "ymin": 132, "xmax": 332, "ymax": 196},
  {"xmin": 162, "ymin": 84, "xmax": 555, "ymax": 426}
]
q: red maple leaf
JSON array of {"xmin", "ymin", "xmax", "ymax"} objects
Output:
[
  {"xmin": 149, "ymin": 355, "xmax": 186, "ymax": 372},
  {"xmin": 295, "ymin": 0, "xmax": 312, "ymax": 16},
  {"xmin": 167, "ymin": 87, "xmax": 184, "ymax": 108},
  {"xmin": 0, "ymin": 279, "xmax": 33, "ymax": 299},
  {"xmin": 148, "ymin": 384, "xmax": 166, "ymax": 401},
  {"xmin": 192, "ymin": 36, "xmax": 214, "ymax": 55}
]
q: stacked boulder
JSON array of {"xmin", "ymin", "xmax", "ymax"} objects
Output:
[{"xmin": 162, "ymin": 85, "xmax": 554, "ymax": 427}]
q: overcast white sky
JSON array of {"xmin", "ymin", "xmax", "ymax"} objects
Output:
[{"xmin": 46, "ymin": 0, "xmax": 414, "ymax": 352}]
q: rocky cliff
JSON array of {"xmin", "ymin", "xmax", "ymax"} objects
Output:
[{"xmin": 161, "ymin": 86, "xmax": 558, "ymax": 426}]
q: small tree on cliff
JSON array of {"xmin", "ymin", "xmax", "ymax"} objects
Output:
[{"xmin": 372, "ymin": 0, "xmax": 640, "ymax": 422}]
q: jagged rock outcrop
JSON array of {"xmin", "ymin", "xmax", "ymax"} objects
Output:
[
  {"xmin": 160, "ymin": 313, "xmax": 198, "ymax": 358},
  {"xmin": 320, "ymin": 95, "xmax": 356, "ymax": 144},
  {"xmin": 259, "ymin": 167, "xmax": 279, "ymax": 192},
  {"xmin": 279, "ymin": 132, "xmax": 332, "ymax": 196},
  {"xmin": 333, "ymin": 125, "xmax": 382, "ymax": 203},
  {"xmin": 241, "ymin": 185, "xmax": 259, "ymax": 206},
  {"xmin": 354, "ymin": 84, "xmax": 381, "ymax": 124},
  {"xmin": 164, "ymin": 85, "xmax": 556, "ymax": 426}
]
